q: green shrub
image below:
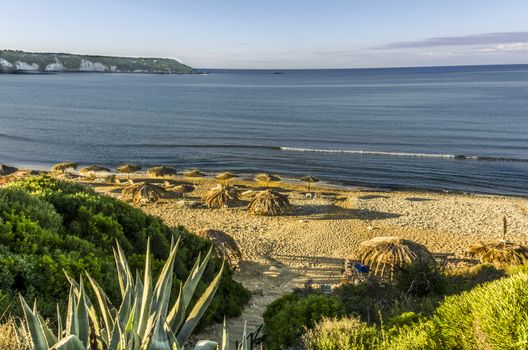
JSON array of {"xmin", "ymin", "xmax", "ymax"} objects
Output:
[
  {"xmin": 394, "ymin": 260, "xmax": 445, "ymax": 296},
  {"xmin": 263, "ymin": 293, "xmax": 343, "ymax": 350},
  {"xmin": 0, "ymin": 175, "xmax": 250, "ymax": 325},
  {"xmin": 303, "ymin": 317, "xmax": 379, "ymax": 350}
]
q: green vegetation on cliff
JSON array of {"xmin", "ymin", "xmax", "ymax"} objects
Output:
[{"xmin": 0, "ymin": 49, "xmax": 195, "ymax": 73}]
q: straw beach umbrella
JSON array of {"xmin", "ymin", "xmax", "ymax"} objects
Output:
[
  {"xmin": 183, "ymin": 169, "xmax": 205, "ymax": 185},
  {"xmin": 79, "ymin": 165, "xmax": 111, "ymax": 176},
  {"xmin": 117, "ymin": 163, "xmax": 141, "ymax": 179},
  {"xmin": 247, "ymin": 189, "xmax": 291, "ymax": 216},
  {"xmin": 355, "ymin": 237, "xmax": 434, "ymax": 281},
  {"xmin": 0, "ymin": 164, "xmax": 18, "ymax": 176},
  {"xmin": 215, "ymin": 171, "xmax": 238, "ymax": 182},
  {"xmin": 197, "ymin": 228, "xmax": 242, "ymax": 269},
  {"xmin": 147, "ymin": 166, "xmax": 177, "ymax": 178},
  {"xmin": 301, "ymin": 175, "xmax": 319, "ymax": 191},
  {"xmin": 202, "ymin": 184, "xmax": 240, "ymax": 208},
  {"xmin": 255, "ymin": 173, "xmax": 280, "ymax": 187},
  {"xmin": 122, "ymin": 182, "xmax": 165, "ymax": 204},
  {"xmin": 173, "ymin": 184, "xmax": 195, "ymax": 198},
  {"xmin": 468, "ymin": 241, "xmax": 528, "ymax": 265},
  {"xmin": 51, "ymin": 162, "xmax": 78, "ymax": 173}
]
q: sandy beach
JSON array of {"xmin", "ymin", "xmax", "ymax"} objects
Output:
[{"xmin": 86, "ymin": 173, "xmax": 528, "ymax": 343}]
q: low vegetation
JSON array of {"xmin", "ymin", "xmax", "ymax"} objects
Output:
[
  {"xmin": 264, "ymin": 262, "xmax": 528, "ymax": 349},
  {"xmin": 0, "ymin": 175, "xmax": 249, "ymax": 327}
]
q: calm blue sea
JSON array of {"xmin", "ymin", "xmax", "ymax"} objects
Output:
[{"xmin": 1, "ymin": 65, "xmax": 527, "ymax": 196}]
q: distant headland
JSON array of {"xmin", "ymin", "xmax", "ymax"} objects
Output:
[{"xmin": 0, "ymin": 49, "xmax": 195, "ymax": 74}]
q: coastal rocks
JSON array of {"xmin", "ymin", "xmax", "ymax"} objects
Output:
[
  {"xmin": 0, "ymin": 164, "xmax": 18, "ymax": 176},
  {"xmin": 0, "ymin": 58, "xmax": 13, "ymax": 69},
  {"xmin": 15, "ymin": 61, "xmax": 39, "ymax": 71}
]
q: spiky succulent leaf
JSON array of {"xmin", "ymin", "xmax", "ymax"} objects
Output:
[
  {"xmin": 151, "ymin": 238, "xmax": 180, "ymax": 319},
  {"xmin": 138, "ymin": 238, "xmax": 153, "ymax": 338},
  {"xmin": 76, "ymin": 279, "xmax": 90, "ymax": 346},
  {"xmin": 176, "ymin": 262, "xmax": 225, "ymax": 345},
  {"xmin": 37, "ymin": 313, "xmax": 59, "ymax": 347},
  {"xmin": 194, "ymin": 340, "xmax": 218, "ymax": 350},
  {"xmin": 19, "ymin": 295, "xmax": 48, "ymax": 350},
  {"xmin": 49, "ymin": 334, "xmax": 86, "ymax": 350},
  {"xmin": 86, "ymin": 273, "xmax": 116, "ymax": 342},
  {"xmin": 222, "ymin": 317, "xmax": 229, "ymax": 350}
]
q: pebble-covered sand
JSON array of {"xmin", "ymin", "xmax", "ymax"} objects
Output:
[{"xmin": 92, "ymin": 176, "xmax": 528, "ymax": 345}]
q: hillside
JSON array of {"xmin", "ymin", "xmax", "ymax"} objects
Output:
[{"xmin": 0, "ymin": 49, "xmax": 195, "ymax": 73}]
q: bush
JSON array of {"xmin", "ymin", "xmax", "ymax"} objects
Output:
[
  {"xmin": 394, "ymin": 260, "xmax": 445, "ymax": 297},
  {"xmin": 303, "ymin": 317, "xmax": 379, "ymax": 350},
  {"xmin": 263, "ymin": 293, "xmax": 343, "ymax": 350},
  {"xmin": 0, "ymin": 175, "xmax": 250, "ymax": 325}
]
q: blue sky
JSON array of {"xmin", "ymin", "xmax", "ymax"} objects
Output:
[{"xmin": 1, "ymin": 0, "xmax": 528, "ymax": 68}]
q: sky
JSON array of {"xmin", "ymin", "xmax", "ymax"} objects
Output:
[{"xmin": 1, "ymin": 0, "xmax": 528, "ymax": 69}]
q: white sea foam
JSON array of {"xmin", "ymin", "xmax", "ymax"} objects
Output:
[{"xmin": 280, "ymin": 147, "xmax": 456, "ymax": 159}]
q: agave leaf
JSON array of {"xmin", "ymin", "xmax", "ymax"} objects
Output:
[
  {"xmin": 66, "ymin": 286, "xmax": 79, "ymax": 337},
  {"xmin": 147, "ymin": 316, "xmax": 171, "ymax": 350},
  {"xmin": 37, "ymin": 312, "xmax": 59, "ymax": 347},
  {"xmin": 165, "ymin": 325, "xmax": 182, "ymax": 350},
  {"xmin": 77, "ymin": 279, "xmax": 90, "ymax": 347},
  {"xmin": 134, "ymin": 270, "xmax": 144, "ymax": 331},
  {"xmin": 57, "ymin": 304, "xmax": 63, "ymax": 340},
  {"xmin": 183, "ymin": 248, "xmax": 213, "ymax": 310},
  {"xmin": 19, "ymin": 294, "xmax": 48, "ymax": 350},
  {"xmin": 114, "ymin": 240, "xmax": 134, "ymax": 298},
  {"xmin": 176, "ymin": 263, "xmax": 225, "ymax": 346},
  {"xmin": 138, "ymin": 238, "xmax": 153, "ymax": 338},
  {"xmin": 86, "ymin": 272, "xmax": 116, "ymax": 342},
  {"xmin": 49, "ymin": 334, "xmax": 86, "ymax": 350},
  {"xmin": 166, "ymin": 284, "xmax": 185, "ymax": 333},
  {"xmin": 109, "ymin": 314, "xmax": 125, "ymax": 350},
  {"xmin": 151, "ymin": 237, "xmax": 180, "ymax": 318},
  {"xmin": 194, "ymin": 340, "xmax": 219, "ymax": 350},
  {"xmin": 221, "ymin": 317, "xmax": 229, "ymax": 350},
  {"xmin": 240, "ymin": 321, "xmax": 248, "ymax": 350}
]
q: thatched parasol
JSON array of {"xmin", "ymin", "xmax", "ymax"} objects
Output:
[
  {"xmin": 79, "ymin": 165, "xmax": 111, "ymax": 175},
  {"xmin": 247, "ymin": 189, "xmax": 291, "ymax": 216},
  {"xmin": 355, "ymin": 237, "xmax": 433, "ymax": 281},
  {"xmin": 121, "ymin": 182, "xmax": 165, "ymax": 204},
  {"xmin": 183, "ymin": 169, "xmax": 205, "ymax": 185},
  {"xmin": 0, "ymin": 164, "xmax": 18, "ymax": 176},
  {"xmin": 215, "ymin": 171, "xmax": 238, "ymax": 182},
  {"xmin": 301, "ymin": 175, "xmax": 319, "ymax": 191},
  {"xmin": 255, "ymin": 173, "xmax": 280, "ymax": 187},
  {"xmin": 147, "ymin": 166, "xmax": 177, "ymax": 178},
  {"xmin": 202, "ymin": 185, "xmax": 240, "ymax": 208},
  {"xmin": 117, "ymin": 163, "xmax": 141, "ymax": 179},
  {"xmin": 172, "ymin": 184, "xmax": 195, "ymax": 198},
  {"xmin": 197, "ymin": 228, "xmax": 242, "ymax": 269},
  {"xmin": 468, "ymin": 241, "xmax": 528, "ymax": 265},
  {"xmin": 51, "ymin": 162, "xmax": 78, "ymax": 173}
]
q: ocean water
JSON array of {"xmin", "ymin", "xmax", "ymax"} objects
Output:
[{"xmin": 1, "ymin": 65, "xmax": 527, "ymax": 196}]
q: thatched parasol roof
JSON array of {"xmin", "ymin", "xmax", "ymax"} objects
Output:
[
  {"xmin": 202, "ymin": 185, "xmax": 241, "ymax": 208},
  {"xmin": 51, "ymin": 162, "xmax": 78, "ymax": 173},
  {"xmin": 255, "ymin": 173, "xmax": 280, "ymax": 184},
  {"xmin": 173, "ymin": 184, "xmax": 195, "ymax": 193},
  {"xmin": 79, "ymin": 165, "xmax": 111, "ymax": 175},
  {"xmin": 197, "ymin": 228, "xmax": 242, "ymax": 269},
  {"xmin": 301, "ymin": 175, "xmax": 320, "ymax": 191},
  {"xmin": 121, "ymin": 182, "xmax": 166, "ymax": 204},
  {"xmin": 117, "ymin": 163, "xmax": 141, "ymax": 174},
  {"xmin": 468, "ymin": 241, "xmax": 528, "ymax": 265},
  {"xmin": 147, "ymin": 166, "xmax": 177, "ymax": 178},
  {"xmin": 247, "ymin": 189, "xmax": 291, "ymax": 216},
  {"xmin": 183, "ymin": 169, "xmax": 205, "ymax": 177},
  {"xmin": 215, "ymin": 172, "xmax": 238, "ymax": 181},
  {"xmin": 0, "ymin": 164, "xmax": 18, "ymax": 176},
  {"xmin": 355, "ymin": 237, "xmax": 433, "ymax": 280}
]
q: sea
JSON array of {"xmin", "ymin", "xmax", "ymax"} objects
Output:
[{"xmin": 1, "ymin": 65, "xmax": 527, "ymax": 196}]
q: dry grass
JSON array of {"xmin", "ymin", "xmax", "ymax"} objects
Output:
[
  {"xmin": 122, "ymin": 183, "xmax": 166, "ymax": 204},
  {"xmin": 51, "ymin": 162, "xmax": 78, "ymax": 173},
  {"xmin": 202, "ymin": 185, "xmax": 240, "ymax": 208},
  {"xmin": 147, "ymin": 166, "xmax": 177, "ymax": 178},
  {"xmin": 355, "ymin": 236, "xmax": 433, "ymax": 280},
  {"xmin": 247, "ymin": 189, "xmax": 291, "ymax": 216},
  {"xmin": 468, "ymin": 241, "xmax": 528, "ymax": 265},
  {"xmin": 0, "ymin": 318, "xmax": 31, "ymax": 350}
]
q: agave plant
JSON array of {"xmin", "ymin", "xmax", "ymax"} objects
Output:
[{"xmin": 19, "ymin": 237, "xmax": 226, "ymax": 350}]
